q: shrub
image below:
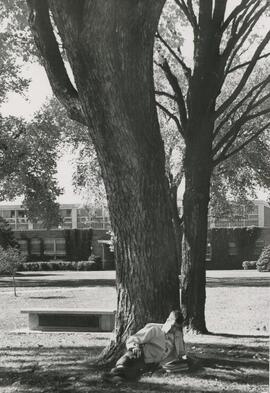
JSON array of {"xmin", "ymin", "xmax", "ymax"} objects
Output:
[
  {"xmin": 256, "ymin": 245, "xmax": 270, "ymax": 272},
  {"xmin": 17, "ymin": 259, "xmax": 102, "ymax": 272},
  {"xmin": 242, "ymin": 261, "xmax": 257, "ymax": 270},
  {"xmin": 0, "ymin": 246, "xmax": 25, "ymax": 296},
  {"xmin": 88, "ymin": 254, "xmax": 102, "ymax": 270},
  {"xmin": 0, "ymin": 217, "xmax": 18, "ymax": 249},
  {"xmin": 77, "ymin": 261, "xmax": 99, "ymax": 271}
]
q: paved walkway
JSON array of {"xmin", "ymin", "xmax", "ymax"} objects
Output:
[
  {"xmin": 0, "ymin": 269, "xmax": 269, "ymax": 288},
  {"xmin": 0, "ymin": 271, "xmax": 116, "ymax": 288}
]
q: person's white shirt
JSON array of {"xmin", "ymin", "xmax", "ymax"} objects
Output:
[{"xmin": 126, "ymin": 323, "xmax": 186, "ymax": 364}]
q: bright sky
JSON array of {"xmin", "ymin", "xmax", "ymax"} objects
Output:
[
  {"xmin": 0, "ymin": 3, "xmax": 268, "ymax": 205},
  {"xmin": 1, "ymin": 62, "xmax": 268, "ymax": 204}
]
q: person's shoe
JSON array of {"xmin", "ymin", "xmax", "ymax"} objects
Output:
[
  {"xmin": 101, "ymin": 372, "xmax": 125, "ymax": 384},
  {"xmin": 110, "ymin": 375, "xmax": 125, "ymax": 383},
  {"xmin": 110, "ymin": 367, "xmax": 123, "ymax": 375}
]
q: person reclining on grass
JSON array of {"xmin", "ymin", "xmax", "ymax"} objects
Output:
[{"xmin": 103, "ymin": 310, "xmax": 188, "ymax": 383}]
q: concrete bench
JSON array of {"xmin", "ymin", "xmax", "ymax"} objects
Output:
[{"xmin": 21, "ymin": 308, "xmax": 115, "ymax": 332}]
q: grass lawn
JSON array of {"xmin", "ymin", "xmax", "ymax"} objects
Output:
[{"xmin": 0, "ymin": 271, "xmax": 269, "ymax": 392}]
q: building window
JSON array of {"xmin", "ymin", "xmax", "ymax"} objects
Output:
[
  {"xmin": 60, "ymin": 209, "xmax": 72, "ymax": 217},
  {"xmin": 2, "ymin": 210, "xmax": 15, "ymax": 219},
  {"xmin": 44, "ymin": 238, "xmax": 66, "ymax": 257},
  {"xmin": 55, "ymin": 238, "xmax": 66, "ymax": 255},
  {"xmin": 245, "ymin": 219, "xmax": 259, "ymax": 226},
  {"xmin": 228, "ymin": 241, "xmax": 238, "ymax": 256},
  {"xmin": 60, "ymin": 209, "xmax": 72, "ymax": 228},
  {"xmin": 44, "ymin": 239, "xmax": 55, "ymax": 256},
  {"xmin": 17, "ymin": 210, "xmax": 26, "ymax": 218},
  {"xmin": 17, "ymin": 239, "xmax": 28, "ymax": 256},
  {"xmin": 254, "ymin": 240, "xmax": 265, "ymax": 258},
  {"xmin": 31, "ymin": 238, "xmax": 41, "ymax": 256}
]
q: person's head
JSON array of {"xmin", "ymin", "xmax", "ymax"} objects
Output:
[{"xmin": 162, "ymin": 310, "xmax": 183, "ymax": 334}]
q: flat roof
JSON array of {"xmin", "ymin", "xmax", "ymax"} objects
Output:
[{"xmin": 0, "ymin": 203, "xmax": 80, "ymax": 210}]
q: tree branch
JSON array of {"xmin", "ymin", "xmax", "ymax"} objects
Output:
[
  {"xmin": 226, "ymin": 1, "xmax": 268, "ymax": 78},
  {"xmin": 213, "ymin": 122, "xmax": 270, "ymax": 166},
  {"xmin": 160, "ymin": 59, "xmax": 188, "ymax": 132},
  {"xmin": 156, "ymin": 32, "xmax": 191, "ymax": 80},
  {"xmin": 156, "ymin": 101, "xmax": 185, "ymax": 140},
  {"xmin": 244, "ymin": 108, "xmax": 270, "ymax": 122},
  {"xmin": 221, "ymin": 0, "xmax": 255, "ymax": 32},
  {"xmin": 174, "ymin": 0, "xmax": 198, "ymax": 33},
  {"xmin": 26, "ymin": 0, "xmax": 86, "ymax": 126},
  {"xmin": 228, "ymin": 52, "xmax": 270, "ymax": 74},
  {"xmin": 220, "ymin": 0, "xmax": 264, "ymax": 81},
  {"xmin": 249, "ymin": 92, "xmax": 270, "ymax": 112},
  {"xmin": 213, "ymin": 103, "xmax": 270, "ymax": 158},
  {"xmin": 155, "ymin": 91, "xmax": 176, "ymax": 101},
  {"xmin": 216, "ymin": 28, "xmax": 270, "ymax": 118},
  {"xmin": 213, "ymin": 118, "xmax": 245, "ymax": 158},
  {"xmin": 213, "ymin": 76, "xmax": 270, "ymax": 138},
  {"xmin": 223, "ymin": 15, "xmax": 259, "ymax": 77}
]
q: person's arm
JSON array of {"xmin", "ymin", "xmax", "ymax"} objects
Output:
[{"xmin": 126, "ymin": 324, "xmax": 159, "ymax": 355}]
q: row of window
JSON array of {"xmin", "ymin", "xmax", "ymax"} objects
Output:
[
  {"xmin": 0, "ymin": 213, "xmax": 111, "ymax": 231},
  {"xmin": 213, "ymin": 218, "xmax": 259, "ymax": 228},
  {"xmin": 18, "ymin": 238, "xmax": 66, "ymax": 257},
  {"xmin": 1, "ymin": 207, "xmax": 109, "ymax": 219},
  {"xmin": 206, "ymin": 240, "xmax": 265, "ymax": 260}
]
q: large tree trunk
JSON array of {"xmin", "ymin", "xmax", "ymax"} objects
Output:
[
  {"xmin": 39, "ymin": 1, "xmax": 180, "ymax": 362},
  {"xmin": 181, "ymin": 95, "xmax": 214, "ymax": 334},
  {"xmin": 168, "ymin": 174, "xmax": 183, "ymax": 272},
  {"xmin": 181, "ymin": 136, "xmax": 212, "ymax": 334},
  {"xmin": 179, "ymin": 2, "xmax": 223, "ymax": 333}
]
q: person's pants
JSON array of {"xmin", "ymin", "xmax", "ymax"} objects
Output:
[{"xmin": 110, "ymin": 350, "xmax": 157, "ymax": 381}]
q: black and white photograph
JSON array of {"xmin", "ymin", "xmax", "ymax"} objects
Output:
[{"xmin": 0, "ymin": 1, "xmax": 269, "ymax": 392}]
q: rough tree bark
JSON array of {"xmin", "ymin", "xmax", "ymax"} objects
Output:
[
  {"xmin": 26, "ymin": 0, "xmax": 180, "ymax": 362},
  {"xmin": 181, "ymin": 134, "xmax": 212, "ymax": 333},
  {"xmin": 180, "ymin": 1, "xmax": 225, "ymax": 333},
  {"xmin": 168, "ymin": 171, "xmax": 184, "ymax": 272}
]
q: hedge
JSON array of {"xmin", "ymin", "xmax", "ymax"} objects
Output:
[
  {"xmin": 16, "ymin": 258, "xmax": 102, "ymax": 272},
  {"xmin": 209, "ymin": 227, "xmax": 260, "ymax": 269},
  {"xmin": 256, "ymin": 245, "xmax": 270, "ymax": 272}
]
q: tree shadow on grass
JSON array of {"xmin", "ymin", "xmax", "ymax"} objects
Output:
[
  {"xmin": 16, "ymin": 273, "xmax": 61, "ymax": 277},
  {"xmin": 29, "ymin": 296, "xmax": 70, "ymax": 299},
  {"xmin": 209, "ymin": 332, "xmax": 268, "ymax": 339},
  {"xmin": 0, "ymin": 339, "xmax": 268, "ymax": 393},
  {"xmin": 206, "ymin": 276, "xmax": 270, "ymax": 287},
  {"xmin": 0, "ymin": 278, "xmax": 115, "ymax": 288},
  {"xmin": 185, "ymin": 339, "xmax": 268, "ymax": 385}
]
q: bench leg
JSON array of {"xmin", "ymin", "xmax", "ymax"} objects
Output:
[
  {"xmin": 29, "ymin": 314, "xmax": 39, "ymax": 330},
  {"xmin": 100, "ymin": 314, "xmax": 114, "ymax": 331}
]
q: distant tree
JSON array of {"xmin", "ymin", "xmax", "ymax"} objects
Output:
[
  {"xmin": 256, "ymin": 244, "xmax": 270, "ymax": 272},
  {"xmin": 0, "ymin": 2, "xmax": 62, "ymax": 228},
  {"xmin": 0, "ymin": 0, "xmax": 33, "ymax": 104},
  {"xmin": 0, "ymin": 114, "xmax": 62, "ymax": 229},
  {"xmin": 38, "ymin": 98, "xmax": 106, "ymax": 209},
  {"xmin": 0, "ymin": 217, "xmax": 18, "ymax": 249},
  {"xmin": 0, "ymin": 246, "xmax": 25, "ymax": 296}
]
